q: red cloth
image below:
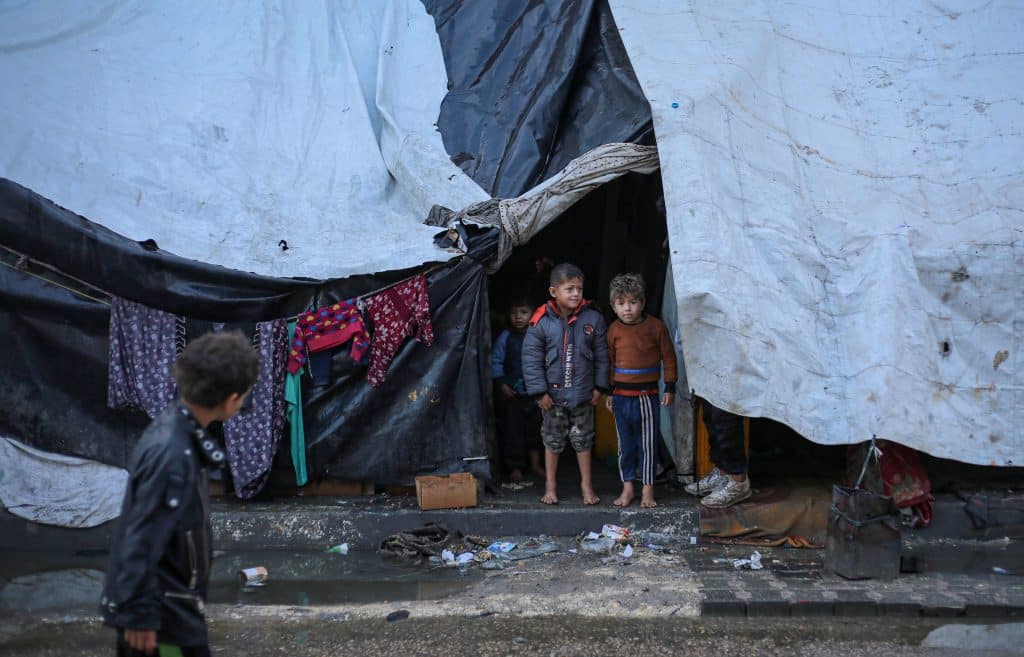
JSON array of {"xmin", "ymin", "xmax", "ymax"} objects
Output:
[
  {"xmin": 847, "ymin": 439, "xmax": 934, "ymax": 528},
  {"xmin": 878, "ymin": 440, "xmax": 934, "ymax": 527},
  {"xmin": 287, "ymin": 300, "xmax": 369, "ymax": 374},
  {"xmin": 364, "ymin": 274, "xmax": 434, "ymax": 387}
]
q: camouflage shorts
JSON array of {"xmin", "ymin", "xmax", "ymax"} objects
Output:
[{"xmin": 541, "ymin": 403, "xmax": 595, "ymax": 454}]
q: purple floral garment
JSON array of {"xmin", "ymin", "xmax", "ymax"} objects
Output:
[
  {"xmin": 107, "ymin": 298, "xmax": 179, "ymax": 419},
  {"xmin": 223, "ymin": 319, "xmax": 288, "ymax": 499}
]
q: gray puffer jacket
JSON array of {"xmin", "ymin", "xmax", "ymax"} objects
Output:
[{"xmin": 522, "ymin": 301, "xmax": 610, "ymax": 408}]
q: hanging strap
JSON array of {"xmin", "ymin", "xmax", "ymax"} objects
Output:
[{"xmin": 854, "ymin": 434, "xmax": 883, "ymax": 490}]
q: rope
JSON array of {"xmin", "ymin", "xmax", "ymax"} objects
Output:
[{"xmin": 0, "ymin": 253, "xmax": 110, "ymax": 306}]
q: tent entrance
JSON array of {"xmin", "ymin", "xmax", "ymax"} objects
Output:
[{"xmin": 487, "ymin": 172, "xmax": 670, "ymax": 488}]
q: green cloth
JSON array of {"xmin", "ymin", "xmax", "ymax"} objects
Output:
[
  {"xmin": 285, "ymin": 321, "xmax": 308, "ymax": 486},
  {"xmin": 158, "ymin": 645, "xmax": 184, "ymax": 657}
]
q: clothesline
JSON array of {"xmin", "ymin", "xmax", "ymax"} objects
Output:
[
  {"xmin": 0, "ymin": 243, "xmax": 447, "ymax": 319},
  {"xmin": 0, "ymin": 247, "xmax": 112, "ymax": 306},
  {"xmin": 287, "ymin": 262, "xmax": 446, "ymax": 322}
]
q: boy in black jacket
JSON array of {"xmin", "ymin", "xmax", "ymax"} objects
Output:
[{"xmin": 101, "ymin": 331, "xmax": 259, "ymax": 656}]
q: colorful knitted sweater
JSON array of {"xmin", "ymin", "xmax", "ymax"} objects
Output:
[{"xmin": 286, "ymin": 300, "xmax": 369, "ymax": 374}]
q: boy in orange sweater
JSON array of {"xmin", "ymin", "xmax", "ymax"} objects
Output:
[{"xmin": 605, "ymin": 273, "xmax": 677, "ymax": 508}]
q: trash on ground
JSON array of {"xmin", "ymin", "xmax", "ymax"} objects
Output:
[
  {"xmin": 992, "ymin": 566, "xmax": 1011, "ymax": 575},
  {"xmin": 622, "ymin": 544, "xmax": 634, "ymax": 558},
  {"xmin": 386, "ymin": 610, "xmax": 410, "ymax": 622},
  {"xmin": 378, "ymin": 522, "xmax": 452, "ymax": 564},
  {"xmin": 568, "ymin": 549, "xmax": 578, "ymax": 554},
  {"xmin": 456, "ymin": 552, "xmax": 475, "ymax": 565},
  {"xmin": 585, "ymin": 531, "xmax": 601, "ymax": 540},
  {"xmin": 487, "ymin": 541, "xmax": 517, "ymax": 553},
  {"xmin": 441, "ymin": 549, "xmax": 454, "ymax": 563},
  {"xmin": 500, "ymin": 481, "xmax": 534, "ymax": 490},
  {"xmin": 690, "ymin": 536, "xmax": 698, "ymax": 545},
  {"xmin": 580, "ymin": 537, "xmax": 618, "ymax": 553},
  {"xmin": 498, "ymin": 542, "xmax": 558, "ymax": 561},
  {"xmin": 238, "ymin": 566, "xmax": 268, "ymax": 586},
  {"xmin": 732, "ymin": 551, "xmax": 763, "ymax": 570},
  {"xmin": 326, "ymin": 543, "xmax": 349, "ymax": 555},
  {"xmin": 601, "ymin": 524, "xmax": 630, "ymax": 542}
]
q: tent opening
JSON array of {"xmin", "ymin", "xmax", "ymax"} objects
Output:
[{"xmin": 486, "ymin": 172, "xmax": 670, "ymax": 488}]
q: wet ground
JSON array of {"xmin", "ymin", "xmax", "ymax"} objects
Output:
[{"xmin": 2, "ymin": 615, "xmax": 1022, "ymax": 656}]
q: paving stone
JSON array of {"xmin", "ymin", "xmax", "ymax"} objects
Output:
[
  {"xmin": 745, "ymin": 599, "xmax": 791, "ymax": 617},
  {"xmin": 964, "ymin": 603, "xmax": 1010, "ymax": 618},
  {"xmin": 833, "ymin": 600, "xmax": 879, "ymax": 617},
  {"xmin": 878, "ymin": 601, "xmax": 922, "ymax": 617},
  {"xmin": 788, "ymin": 600, "xmax": 835, "ymax": 617},
  {"xmin": 700, "ymin": 599, "xmax": 747, "ymax": 617}
]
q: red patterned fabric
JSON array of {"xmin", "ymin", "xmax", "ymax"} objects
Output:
[
  {"xmin": 364, "ymin": 274, "xmax": 434, "ymax": 387},
  {"xmin": 287, "ymin": 300, "xmax": 369, "ymax": 374}
]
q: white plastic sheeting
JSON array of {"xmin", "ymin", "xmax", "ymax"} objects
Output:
[
  {"xmin": 0, "ymin": 437, "xmax": 126, "ymax": 528},
  {"xmin": 610, "ymin": 0, "xmax": 1022, "ymax": 465},
  {"xmin": 0, "ymin": 0, "xmax": 487, "ymax": 279}
]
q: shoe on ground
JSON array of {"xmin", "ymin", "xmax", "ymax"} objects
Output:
[
  {"xmin": 701, "ymin": 477, "xmax": 752, "ymax": 508},
  {"xmin": 684, "ymin": 467, "xmax": 726, "ymax": 497}
]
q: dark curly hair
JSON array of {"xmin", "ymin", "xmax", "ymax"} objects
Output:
[
  {"xmin": 172, "ymin": 331, "xmax": 260, "ymax": 407},
  {"xmin": 609, "ymin": 273, "xmax": 646, "ymax": 305}
]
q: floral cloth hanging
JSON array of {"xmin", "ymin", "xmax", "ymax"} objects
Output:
[{"xmin": 363, "ymin": 274, "xmax": 434, "ymax": 387}]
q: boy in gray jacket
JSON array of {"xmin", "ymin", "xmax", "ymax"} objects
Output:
[{"xmin": 522, "ymin": 263, "xmax": 609, "ymax": 504}]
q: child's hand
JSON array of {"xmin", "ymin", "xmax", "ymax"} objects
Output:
[
  {"xmin": 537, "ymin": 394, "xmax": 554, "ymax": 411},
  {"xmin": 662, "ymin": 392, "xmax": 675, "ymax": 407},
  {"xmin": 604, "ymin": 395, "xmax": 613, "ymax": 411},
  {"xmin": 124, "ymin": 629, "xmax": 157, "ymax": 654},
  {"xmin": 500, "ymin": 384, "xmax": 516, "ymax": 399},
  {"xmin": 590, "ymin": 389, "xmax": 601, "ymax": 407}
]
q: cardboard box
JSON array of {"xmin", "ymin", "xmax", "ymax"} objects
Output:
[{"xmin": 415, "ymin": 473, "xmax": 478, "ymax": 510}]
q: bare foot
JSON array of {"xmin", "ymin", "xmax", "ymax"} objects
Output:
[
  {"xmin": 540, "ymin": 489, "xmax": 559, "ymax": 505},
  {"xmin": 509, "ymin": 468, "xmax": 524, "ymax": 482},
  {"xmin": 613, "ymin": 492, "xmax": 634, "ymax": 507},
  {"xmin": 581, "ymin": 487, "xmax": 600, "ymax": 505},
  {"xmin": 531, "ymin": 464, "xmax": 546, "ymax": 478},
  {"xmin": 613, "ymin": 482, "xmax": 634, "ymax": 507},
  {"xmin": 640, "ymin": 484, "xmax": 657, "ymax": 508}
]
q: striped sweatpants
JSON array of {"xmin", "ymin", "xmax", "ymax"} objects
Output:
[{"xmin": 611, "ymin": 393, "xmax": 659, "ymax": 485}]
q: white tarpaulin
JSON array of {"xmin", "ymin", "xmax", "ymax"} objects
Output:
[
  {"xmin": 0, "ymin": 437, "xmax": 127, "ymax": 528},
  {"xmin": 0, "ymin": 0, "xmax": 486, "ymax": 279},
  {"xmin": 611, "ymin": 0, "xmax": 1022, "ymax": 465}
]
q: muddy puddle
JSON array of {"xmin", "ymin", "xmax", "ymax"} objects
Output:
[{"xmin": 0, "ymin": 550, "xmax": 478, "ymax": 612}]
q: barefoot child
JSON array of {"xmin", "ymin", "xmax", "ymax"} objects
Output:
[
  {"xmin": 492, "ymin": 296, "xmax": 545, "ymax": 481},
  {"xmin": 523, "ymin": 263, "xmax": 609, "ymax": 505},
  {"xmin": 101, "ymin": 332, "xmax": 259, "ymax": 657},
  {"xmin": 605, "ymin": 273, "xmax": 677, "ymax": 508}
]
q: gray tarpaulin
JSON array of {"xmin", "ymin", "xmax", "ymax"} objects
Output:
[
  {"xmin": 0, "ymin": 436, "xmax": 126, "ymax": 528},
  {"xmin": 609, "ymin": 0, "xmax": 1022, "ymax": 466}
]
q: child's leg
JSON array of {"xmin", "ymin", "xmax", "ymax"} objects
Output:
[
  {"xmin": 612, "ymin": 395, "xmax": 640, "ymax": 506},
  {"xmin": 539, "ymin": 405, "xmax": 569, "ymax": 504},
  {"xmin": 526, "ymin": 403, "xmax": 546, "ymax": 477},
  {"xmin": 542, "ymin": 450, "xmax": 560, "ymax": 504},
  {"xmin": 576, "ymin": 449, "xmax": 599, "ymax": 505},
  {"xmin": 568, "ymin": 403, "xmax": 599, "ymax": 505},
  {"xmin": 638, "ymin": 394, "xmax": 659, "ymax": 507},
  {"xmin": 503, "ymin": 398, "xmax": 529, "ymax": 480}
]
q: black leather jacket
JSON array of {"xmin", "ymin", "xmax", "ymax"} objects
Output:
[{"xmin": 101, "ymin": 403, "xmax": 222, "ymax": 646}]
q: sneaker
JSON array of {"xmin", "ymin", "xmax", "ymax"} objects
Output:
[
  {"xmin": 701, "ymin": 477, "xmax": 752, "ymax": 508},
  {"xmin": 684, "ymin": 467, "xmax": 727, "ymax": 497}
]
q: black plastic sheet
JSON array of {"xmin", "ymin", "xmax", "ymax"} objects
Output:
[
  {"xmin": 423, "ymin": 0, "xmax": 653, "ymax": 198},
  {"xmin": 0, "ymin": 180, "xmax": 497, "ymax": 484}
]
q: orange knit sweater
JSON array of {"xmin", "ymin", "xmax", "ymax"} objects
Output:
[{"xmin": 606, "ymin": 316, "xmax": 678, "ymax": 395}]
